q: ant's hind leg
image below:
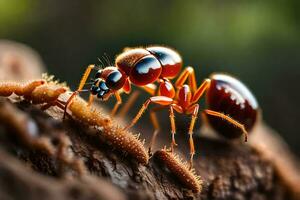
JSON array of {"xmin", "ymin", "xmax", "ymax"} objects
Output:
[
  {"xmin": 204, "ymin": 109, "xmax": 248, "ymax": 142},
  {"xmin": 191, "ymin": 79, "xmax": 211, "ymax": 104},
  {"xmin": 87, "ymin": 94, "xmax": 94, "ymax": 106},
  {"xmin": 63, "ymin": 64, "xmax": 95, "ymax": 119}
]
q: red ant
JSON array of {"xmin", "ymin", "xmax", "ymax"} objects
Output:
[
  {"xmin": 64, "ymin": 46, "xmax": 182, "ymax": 117},
  {"xmin": 64, "ymin": 46, "xmax": 259, "ymax": 168}
]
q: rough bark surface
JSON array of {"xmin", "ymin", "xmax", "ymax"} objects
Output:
[{"xmin": 0, "ymin": 100, "xmax": 299, "ymax": 200}]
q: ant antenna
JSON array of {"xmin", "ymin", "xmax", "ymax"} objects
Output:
[
  {"xmin": 102, "ymin": 55, "xmax": 109, "ymax": 66},
  {"xmin": 107, "ymin": 53, "xmax": 113, "ymax": 66},
  {"xmin": 103, "ymin": 53, "xmax": 113, "ymax": 66},
  {"xmin": 97, "ymin": 57, "xmax": 105, "ymax": 69},
  {"xmin": 93, "ymin": 64, "xmax": 102, "ymax": 71}
]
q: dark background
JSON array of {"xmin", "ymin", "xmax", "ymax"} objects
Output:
[{"xmin": 0, "ymin": 0, "xmax": 299, "ymax": 156}]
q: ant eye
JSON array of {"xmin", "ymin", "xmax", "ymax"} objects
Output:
[
  {"xmin": 99, "ymin": 81, "xmax": 109, "ymax": 90},
  {"xmin": 106, "ymin": 71, "xmax": 125, "ymax": 90},
  {"xmin": 97, "ymin": 90, "xmax": 106, "ymax": 98},
  {"xmin": 90, "ymin": 85, "xmax": 100, "ymax": 95}
]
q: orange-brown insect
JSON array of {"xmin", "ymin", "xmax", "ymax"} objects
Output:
[
  {"xmin": 0, "ymin": 79, "xmax": 45, "ymax": 97},
  {"xmin": 154, "ymin": 148, "xmax": 202, "ymax": 193},
  {"xmin": 0, "ymin": 79, "xmax": 67, "ymax": 106},
  {"xmin": 59, "ymin": 93, "xmax": 149, "ymax": 165},
  {"xmin": 124, "ymin": 67, "xmax": 259, "ymax": 168}
]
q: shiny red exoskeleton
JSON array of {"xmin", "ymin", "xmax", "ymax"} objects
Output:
[{"xmin": 64, "ymin": 46, "xmax": 182, "ymax": 117}]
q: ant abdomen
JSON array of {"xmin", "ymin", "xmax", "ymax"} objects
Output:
[{"xmin": 205, "ymin": 73, "xmax": 259, "ymax": 139}]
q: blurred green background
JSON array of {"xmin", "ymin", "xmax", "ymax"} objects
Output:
[{"xmin": 0, "ymin": 0, "xmax": 299, "ymax": 155}]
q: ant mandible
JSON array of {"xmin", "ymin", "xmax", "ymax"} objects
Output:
[
  {"xmin": 123, "ymin": 68, "xmax": 259, "ymax": 168},
  {"xmin": 64, "ymin": 46, "xmax": 182, "ymax": 118}
]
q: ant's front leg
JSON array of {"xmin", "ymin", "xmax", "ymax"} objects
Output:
[
  {"xmin": 110, "ymin": 92, "xmax": 122, "ymax": 117},
  {"xmin": 87, "ymin": 94, "xmax": 94, "ymax": 106},
  {"xmin": 63, "ymin": 64, "xmax": 95, "ymax": 119},
  {"xmin": 204, "ymin": 109, "xmax": 248, "ymax": 142}
]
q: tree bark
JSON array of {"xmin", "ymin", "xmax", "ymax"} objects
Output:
[{"xmin": 0, "ymin": 99, "xmax": 299, "ymax": 200}]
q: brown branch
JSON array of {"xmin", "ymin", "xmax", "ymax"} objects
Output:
[{"xmin": 0, "ymin": 99, "xmax": 299, "ymax": 200}]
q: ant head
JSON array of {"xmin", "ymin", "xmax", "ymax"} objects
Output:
[{"xmin": 92, "ymin": 67, "xmax": 126, "ymax": 100}]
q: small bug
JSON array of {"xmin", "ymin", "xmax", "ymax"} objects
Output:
[
  {"xmin": 154, "ymin": 148, "xmax": 202, "ymax": 193},
  {"xmin": 124, "ymin": 66, "xmax": 259, "ymax": 168},
  {"xmin": 63, "ymin": 46, "xmax": 182, "ymax": 117}
]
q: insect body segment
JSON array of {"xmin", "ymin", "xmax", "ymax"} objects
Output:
[{"xmin": 0, "ymin": 80, "xmax": 45, "ymax": 97}]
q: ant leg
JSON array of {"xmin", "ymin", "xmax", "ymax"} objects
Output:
[
  {"xmin": 191, "ymin": 79, "xmax": 211, "ymax": 103},
  {"xmin": 148, "ymin": 106, "xmax": 165, "ymax": 155},
  {"xmin": 175, "ymin": 66, "xmax": 197, "ymax": 92},
  {"xmin": 63, "ymin": 64, "xmax": 95, "ymax": 119},
  {"xmin": 87, "ymin": 94, "xmax": 94, "ymax": 106},
  {"xmin": 118, "ymin": 83, "xmax": 156, "ymax": 118},
  {"xmin": 169, "ymin": 105, "xmax": 177, "ymax": 152},
  {"xmin": 63, "ymin": 90, "xmax": 84, "ymax": 119},
  {"xmin": 77, "ymin": 64, "xmax": 95, "ymax": 92},
  {"xmin": 123, "ymin": 96, "xmax": 173, "ymax": 130},
  {"xmin": 110, "ymin": 92, "xmax": 122, "ymax": 116},
  {"xmin": 204, "ymin": 109, "xmax": 248, "ymax": 142},
  {"xmin": 169, "ymin": 104, "xmax": 183, "ymax": 153},
  {"xmin": 118, "ymin": 90, "xmax": 140, "ymax": 118},
  {"xmin": 122, "ymin": 79, "xmax": 131, "ymax": 94},
  {"xmin": 117, "ymin": 83, "xmax": 156, "ymax": 118},
  {"xmin": 186, "ymin": 104, "xmax": 200, "ymax": 169}
]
